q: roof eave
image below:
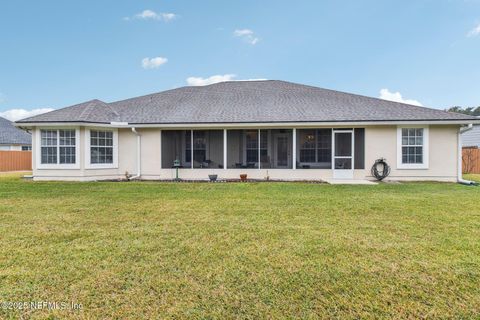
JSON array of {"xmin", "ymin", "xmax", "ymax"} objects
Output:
[{"xmin": 14, "ymin": 119, "xmax": 480, "ymax": 129}]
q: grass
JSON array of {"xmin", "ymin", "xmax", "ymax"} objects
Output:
[
  {"xmin": 465, "ymin": 173, "xmax": 480, "ymax": 183},
  {"xmin": 0, "ymin": 174, "xmax": 479, "ymax": 319}
]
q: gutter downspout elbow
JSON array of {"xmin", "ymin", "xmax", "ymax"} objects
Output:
[
  {"xmin": 457, "ymin": 124, "xmax": 476, "ymax": 185},
  {"xmin": 130, "ymin": 127, "xmax": 142, "ymax": 180}
]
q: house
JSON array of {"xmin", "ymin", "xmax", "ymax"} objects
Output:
[
  {"xmin": 0, "ymin": 116, "xmax": 31, "ymax": 151},
  {"xmin": 462, "ymin": 124, "xmax": 480, "ymax": 148},
  {"xmin": 15, "ymin": 80, "xmax": 479, "ymax": 182}
]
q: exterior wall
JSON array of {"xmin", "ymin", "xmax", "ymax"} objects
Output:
[
  {"xmin": 0, "ymin": 145, "xmax": 27, "ymax": 151},
  {"xmin": 363, "ymin": 125, "xmax": 458, "ymax": 182},
  {"xmin": 462, "ymin": 124, "xmax": 480, "ymax": 148},
  {"xmin": 31, "ymin": 125, "xmax": 460, "ymax": 182}
]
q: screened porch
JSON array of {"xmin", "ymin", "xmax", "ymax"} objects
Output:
[{"xmin": 160, "ymin": 128, "xmax": 364, "ymax": 170}]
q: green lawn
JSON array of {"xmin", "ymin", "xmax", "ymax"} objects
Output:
[
  {"xmin": 0, "ymin": 174, "xmax": 479, "ymax": 319},
  {"xmin": 465, "ymin": 173, "xmax": 480, "ymax": 183}
]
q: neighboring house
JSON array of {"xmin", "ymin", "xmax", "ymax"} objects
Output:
[
  {"xmin": 16, "ymin": 80, "xmax": 479, "ymax": 182},
  {"xmin": 462, "ymin": 124, "xmax": 480, "ymax": 148},
  {"xmin": 0, "ymin": 116, "xmax": 31, "ymax": 151}
]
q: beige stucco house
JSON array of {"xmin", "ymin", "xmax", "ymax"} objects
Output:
[{"xmin": 15, "ymin": 80, "xmax": 479, "ymax": 182}]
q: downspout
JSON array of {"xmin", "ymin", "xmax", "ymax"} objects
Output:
[
  {"xmin": 130, "ymin": 127, "xmax": 142, "ymax": 180},
  {"xmin": 457, "ymin": 124, "xmax": 475, "ymax": 185}
]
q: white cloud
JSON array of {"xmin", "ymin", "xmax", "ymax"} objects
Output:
[
  {"xmin": 234, "ymin": 29, "xmax": 254, "ymax": 37},
  {"xmin": 142, "ymin": 56, "xmax": 168, "ymax": 69},
  {"xmin": 379, "ymin": 89, "xmax": 422, "ymax": 106},
  {"xmin": 125, "ymin": 9, "xmax": 177, "ymax": 22},
  {"xmin": 467, "ymin": 23, "xmax": 480, "ymax": 37},
  {"xmin": 0, "ymin": 108, "xmax": 55, "ymax": 121},
  {"xmin": 233, "ymin": 29, "xmax": 260, "ymax": 45},
  {"xmin": 186, "ymin": 74, "xmax": 267, "ymax": 86},
  {"xmin": 187, "ymin": 74, "xmax": 237, "ymax": 86},
  {"xmin": 160, "ymin": 13, "xmax": 176, "ymax": 21}
]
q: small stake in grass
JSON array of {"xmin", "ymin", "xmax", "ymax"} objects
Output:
[{"xmin": 173, "ymin": 159, "xmax": 181, "ymax": 182}]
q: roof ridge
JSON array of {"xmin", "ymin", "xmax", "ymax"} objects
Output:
[
  {"xmin": 78, "ymin": 99, "xmax": 120, "ymax": 121},
  {"xmin": 78, "ymin": 100, "xmax": 97, "ymax": 120}
]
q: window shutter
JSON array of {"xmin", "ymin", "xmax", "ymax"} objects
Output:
[{"xmin": 354, "ymin": 128, "xmax": 365, "ymax": 169}]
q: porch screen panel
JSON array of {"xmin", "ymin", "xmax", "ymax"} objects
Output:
[
  {"xmin": 161, "ymin": 130, "xmax": 190, "ymax": 168},
  {"xmin": 227, "ymin": 130, "xmax": 258, "ymax": 168},
  {"xmin": 260, "ymin": 129, "xmax": 293, "ymax": 169},
  {"xmin": 296, "ymin": 129, "xmax": 331, "ymax": 169},
  {"xmin": 193, "ymin": 130, "xmax": 224, "ymax": 169},
  {"xmin": 354, "ymin": 128, "xmax": 365, "ymax": 169}
]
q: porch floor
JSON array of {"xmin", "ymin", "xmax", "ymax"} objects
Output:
[{"xmin": 323, "ymin": 179, "xmax": 378, "ymax": 185}]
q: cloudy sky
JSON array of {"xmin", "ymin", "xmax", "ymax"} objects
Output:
[{"xmin": 0, "ymin": 0, "xmax": 479, "ymax": 120}]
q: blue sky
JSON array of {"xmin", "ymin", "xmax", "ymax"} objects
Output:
[{"xmin": 0, "ymin": 0, "xmax": 479, "ymax": 120}]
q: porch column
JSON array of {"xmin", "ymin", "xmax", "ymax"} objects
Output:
[
  {"xmin": 293, "ymin": 128, "xmax": 296, "ymax": 170},
  {"xmin": 191, "ymin": 130, "xmax": 194, "ymax": 169},
  {"xmin": 159, "ymin": 129, "xmax": 162, "ymax": 169},
  {"xmin": 223, "ymin": 129, "xmax": 227, "ymax": 170},
  {"xmin": 258, "ymin": 129, "xmax": 261, "ymax": 170}
]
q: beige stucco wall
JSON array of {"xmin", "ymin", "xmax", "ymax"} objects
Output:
[
  {"xmin": 31, "ymin": 125, "xmax": 460, "ymax": 182},
  {"xmin": 363, "ymin": 125, "xmax": 458, "ymax": 181}
]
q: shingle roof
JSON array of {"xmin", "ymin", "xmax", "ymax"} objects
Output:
[
  {"xmin": 17, "ymin": 80, "xmax": 477, "ymax": 124},
  {"xmin": 0, "ymin": 117, "xmax": 31, "ymax": 145}
]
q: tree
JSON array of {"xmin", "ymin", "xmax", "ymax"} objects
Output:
[{"xmin": 446, "ymin": 106, "xmax": 480, "ymax": 116}]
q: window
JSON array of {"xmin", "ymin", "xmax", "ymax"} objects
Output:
[
  {"xmin": 401, "ymin": 128, "xmax": 423, "ymax": 164},
  {"xmin": 90, "ymin": 130, "xmax": 113, "ymax": 164},
  {"xmin": 85, "ymin": 129, "xmax": 118, "ymax": 169},
  {"xmin": 40, "ymin": 129, "xmax": 77, "ymax": 165},
  {"xmin": 60, "ymin": 130, "xmax": 76, "ymax": 164},
  {"xmin": 41, "ymin": 130, "xmax": 57, "ymax": 164},
  {"xmin": 397, "ymin": 127, "xmax": 428, "ymax": 169},
  {"xmin": 299, "ymin": 130, "xmax": 316, "ymax": 162},
  {"xmin": 22, "ymin": 146, "xmax": 32, "ymax": 151},
  {"xmin": 193, "ymin": 131, "xmax": 207, "ymax": 163}
]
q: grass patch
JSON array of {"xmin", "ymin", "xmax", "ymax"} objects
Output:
[
  {"xmin": 465, "ymin": 174, "xmax": 480, "ymax": 183},
  {"xmin": 0, "ymin": 174, "xmax": 479, "ymax": 318}
]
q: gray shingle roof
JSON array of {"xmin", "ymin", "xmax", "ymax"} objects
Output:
[
  {"xmin": 0, "ymin": 117, "xmax": 31, "ymax": 145},
  {"xmin": 17, "ymin": 80, "xmax": 477, "ymax": 124}
]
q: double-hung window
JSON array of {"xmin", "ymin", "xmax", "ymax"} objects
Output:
[
  {"xmin": 39, "ymin": 129, "xmax": 78, "ymax": 168},
  {"xmin": 397, "ymin": 127, "xmax": 428, "ymax": 169},
  {"xmin": 90, "ymin": 130, "xmax": 113, "ymax": 164},
  {"xmin": 245, "ymin": 130, "xmax": 259, "ymax": 163},
  {"xmin": 86, "ymin": 129, "xmax": 118, "ymax": 168}
]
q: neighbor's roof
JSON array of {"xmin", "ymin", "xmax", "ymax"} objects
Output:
[
  {"xmin": 17, "ymin": 80, "xmax": 478, "ymax": 125},
  {"xmin": 0, "ymin": 116, "xmax": 31, "ymax": 145}
]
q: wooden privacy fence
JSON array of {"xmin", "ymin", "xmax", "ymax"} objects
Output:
[
  {"xmin": 463, "ymin": 147, "xmax": 480, "ymax": 174},
  {"xmin": 0, "ymin": 151, "xmax": 32, "ymax": 172}
]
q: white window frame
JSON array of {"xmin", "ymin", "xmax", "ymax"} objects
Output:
[
  {"xmin": 85, "ymin": 128, "xmax": 119, "ymax": 169},
  {"xmin": 397, "ymin": 126, "xmax": 429, "ymax": 169},
  {"xmin": 36, "ymin": 127, "xmax": 80, "ymax": 170}
]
